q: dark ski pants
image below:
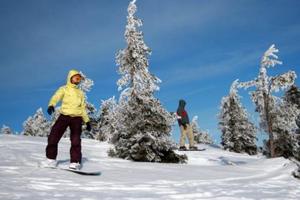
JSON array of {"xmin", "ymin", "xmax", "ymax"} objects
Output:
[{"xmin": 46, "ymin": 114, "xmax": 83, "ymax": 163}]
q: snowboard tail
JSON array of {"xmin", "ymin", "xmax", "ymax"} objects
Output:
[{"xmin": 59, "ymin": 167, "xmax": 101, "ymax": 176}]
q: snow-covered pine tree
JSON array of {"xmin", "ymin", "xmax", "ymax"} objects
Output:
[
  {"xmin": 281, "ymin": 85, "xmax": 300, "ymax": 160},
  {"xmin": 1, "ymin": 125, "xmax": 14, "ymax": 135},
  {"xmin": 238, "ymin": 44, "xmax": 297, "ymax": 157},
  {"xmin": 284, "ymin": 85, "xmax": 300, "ymax": 109},
  {"xmin": 97, "ymin": 97, "xmax": 117, "ymax": 142},
  {"xmin": 109, "ymin": 0, "xmax": 187, "ymax": 163},
  {"xmin": 219, "ymin": 80, "xmax": 257, "ymax": 155},
  {"xmin": 191, "ymin": 116, "xmax": 213, "ymax": 144},
  {"xmin": 22, "ymin": 108, "xmax": 51, "ymax": 137},
  {"xmin": 268, "ymin": 99, "xmax": 300, "ymax": 158}
]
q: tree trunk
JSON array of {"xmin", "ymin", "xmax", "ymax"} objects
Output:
[{"xmin": 264, "ymin": 92, "xmax": 275, "ymax": 157}]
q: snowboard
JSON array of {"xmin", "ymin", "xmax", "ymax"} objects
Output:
[
  {"xmin": 38, "ymin": 161, "xmax": 101, "ymax": 176},
  {"xmin": 178, "ymin": 148, "xmax": 206, "ymax": 151},
  {"xmin": 59, "ymin": 167, "xmax": 101, "ymax": 176}
]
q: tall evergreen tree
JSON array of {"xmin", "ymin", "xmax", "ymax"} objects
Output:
[
  {"xmin": 109, "ymin": 0, "xmax": 187, "ymax": 163},
  {"xmin": 239, "ymin": 44, "xmax": 297, "ymax": 157},
  {"xmin": 219, "ymin": 80, "xmax": 257, "ymax": 155}
]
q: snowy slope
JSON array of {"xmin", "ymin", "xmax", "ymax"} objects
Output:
[{"xmin": 0, "ymin": 135, "xmax": 299, "ymax": 200}]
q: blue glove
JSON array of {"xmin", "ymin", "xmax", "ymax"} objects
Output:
[
  {"xmin": 47, "ymin": 106, "xmax": 55, "ymax": 115},
  {"xmin": 86, "ymin": 122, "xmax": 92, "ymax": 132}
]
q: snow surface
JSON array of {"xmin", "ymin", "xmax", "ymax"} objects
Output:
[{"xmin": 1, "ymin": 135, "xmax": 300, "ymax": 200}]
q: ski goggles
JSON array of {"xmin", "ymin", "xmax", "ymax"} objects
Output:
[{"xmin": 71, "ymin": 74, "xmax": 83, "ymax": 82}]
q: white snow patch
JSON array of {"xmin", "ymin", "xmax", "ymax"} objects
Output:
[{"xmin": 0, "ymin": 135, "xmax": 300, "ymax": 200}]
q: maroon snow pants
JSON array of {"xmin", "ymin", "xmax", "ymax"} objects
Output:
[{"xmin": 46, "ymin": 114, "xmax": 83, "ymax": 163}]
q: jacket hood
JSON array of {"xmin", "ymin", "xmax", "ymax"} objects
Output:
[
  {"xmin": 178, "ymin": 99, "xmax": 186, "ymax": 109},
  {"xmin": 67, "ymin": 69, "xmax": 81, "ymax": 86}
]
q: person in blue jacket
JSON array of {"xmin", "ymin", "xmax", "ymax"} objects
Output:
[{"xmin": 176, "ymin": 99, "xmax": 197, "ymax": 150}]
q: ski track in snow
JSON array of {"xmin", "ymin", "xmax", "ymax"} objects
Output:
[{"xmin": 0, "ymin": 135, "xmax": 300, "ymax": 200}]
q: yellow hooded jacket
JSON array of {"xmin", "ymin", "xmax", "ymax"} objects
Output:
[{"xmin": 48, "ymin": 70, "xmax": 90, "ymax": 123}]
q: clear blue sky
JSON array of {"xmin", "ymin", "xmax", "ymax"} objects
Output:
[{"xmin": 0, "ymin": 0, "xmax": 299, "ymax": 144}]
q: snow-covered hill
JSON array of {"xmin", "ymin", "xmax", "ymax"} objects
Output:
[{"xmin": 1, "ymin": 135, "xmax": 299, "ymax": 200}]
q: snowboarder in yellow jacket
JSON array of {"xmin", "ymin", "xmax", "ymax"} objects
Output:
[{"xmin": 43, "ymin": 69, "xmax": 91, "ymax": 170}]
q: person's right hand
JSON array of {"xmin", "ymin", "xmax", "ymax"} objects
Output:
[{"xmin": 47, "ymin": 106, "xmax": 55, "ymax": 115}]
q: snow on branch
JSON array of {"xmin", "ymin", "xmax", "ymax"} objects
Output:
[
  {"xmin": 270, "ymin": 70, "xmax": 297, "ymax": 92},
  {"xmin": 128, "ymin": 0, "xmax": 137, "ymax": 17},
  {"xmin": 238, "ymin": 80, "xmax": 257, "ymax": 90},
  {"xmin": 230, "ymin": 79, "xmax": 240, "ymax": 95},
  {"xmin": 261, "ymin": 44, "xmax": 282, "ymax": 68}
]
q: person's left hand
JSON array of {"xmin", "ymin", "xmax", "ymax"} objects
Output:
[{"xmin": 86, "ymin": 122, "xmax": 92, "ymax": 132}]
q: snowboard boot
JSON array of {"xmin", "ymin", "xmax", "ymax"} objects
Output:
[
  {"xmin": 69, "ymin": 162, "xmax": 81, "ymax": 170},
  {"xmin": 189, "ymin": 146, "xmax": 198, "ymax": 151},
  {"xmin": 179, "ymin": 146, "xmax": 187, "ymax": 151},
  {"xmin": 40, "ymin": 158, "xmax": 58, "ymax": 168}
]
